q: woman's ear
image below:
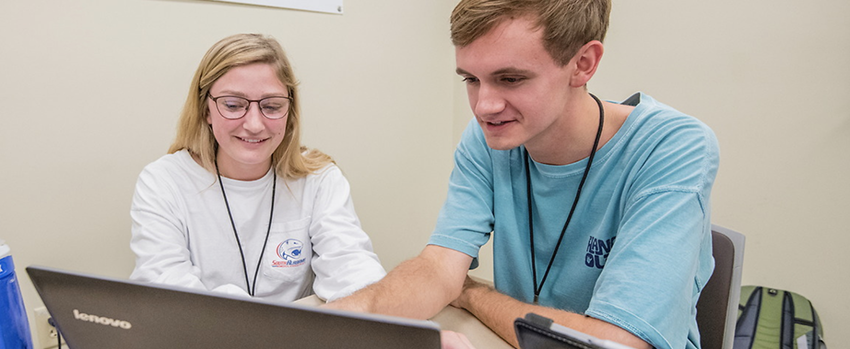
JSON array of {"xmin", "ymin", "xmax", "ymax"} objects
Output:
[{"xmin": 569, "ymin": 40, "xmax": 604, "ymax": 88}]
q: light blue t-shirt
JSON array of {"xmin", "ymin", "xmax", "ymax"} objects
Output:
[{"xmin": 428, "ymin": 93, "xmax": 719, "ymax": 349}]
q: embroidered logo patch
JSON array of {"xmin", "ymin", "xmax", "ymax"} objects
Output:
[{"xmin": 272, "ymin": 239, "xmax": 306, "ymax": 268}]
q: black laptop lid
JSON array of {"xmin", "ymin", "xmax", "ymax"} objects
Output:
[{"xmin": 27, "ymin": 266, "xmax": 441, "ymax": 349}]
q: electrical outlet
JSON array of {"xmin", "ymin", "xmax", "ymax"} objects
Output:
[{"xmin": 33, "ymin": 307, "xmax": 65, "ymax": 349}]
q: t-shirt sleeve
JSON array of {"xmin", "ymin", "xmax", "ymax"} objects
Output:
[
  {"xmin": 307, "ymin": 165, "xmax": 387, "ymax": 302},
  {"xmin": 129, "ymin": 161, "xmax": 243, "ymax": 294},
  {"xmin": 428, "ymin": 119, "xmax": 494, "ymax": 259},
  {"xmin": 585, "ymin": 117, "xmax": 719, "ymax": 349}
]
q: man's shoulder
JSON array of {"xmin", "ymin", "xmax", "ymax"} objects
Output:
[
  {"xmin": 623, "ymin": 93, "xmax": 716, "ymax": 146},
  {"xmin": 628, "ymin": 93, "xmax": 708, "ymax": 126}
]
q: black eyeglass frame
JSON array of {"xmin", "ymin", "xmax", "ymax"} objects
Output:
[{"xmin": 207, "ymin": 93, "xmax": 292, "ymax": 120}]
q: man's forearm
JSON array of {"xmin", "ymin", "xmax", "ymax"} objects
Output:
[
  {"xmin": 455, "ymin": 278, "xmax": 651, "ymax": 349},
  {"xmin": 325, "ymin": 245, "xmax": 473, "ymax": 319}
]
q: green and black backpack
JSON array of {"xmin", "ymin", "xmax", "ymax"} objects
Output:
[{"xmin": 734, "ymin": 285, "xmax": 826, "ymax": 349}]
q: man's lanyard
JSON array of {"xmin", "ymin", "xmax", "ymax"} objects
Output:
[{"xmin": 525, "ymin": 93, "xmax": 605, "ymax": 305}]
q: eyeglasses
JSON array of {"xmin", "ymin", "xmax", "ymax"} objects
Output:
[{"xmin": 208, "ymin": 94, "xmax": 291, "ymax": 120}]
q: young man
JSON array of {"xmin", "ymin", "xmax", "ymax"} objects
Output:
[{"xmin": 328, "ymin": 1, "xmax": 718, "ymax": 348}]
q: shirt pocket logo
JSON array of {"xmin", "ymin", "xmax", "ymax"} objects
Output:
[
  {"xmin": 268, "ymin": 216, "xmax": 311, "ymax": 271},
  {"xmin": 274, "ymin": 239, "xmax": 306, "ymax": 267}
]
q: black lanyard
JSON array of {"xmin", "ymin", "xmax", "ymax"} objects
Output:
[
  {"xmin": 215, "ymin": 161, "xmax": 276, "ymax": 297},
  {"xmin": 525, "ymin": 93, "xmax": 605, "ymax": 305}
]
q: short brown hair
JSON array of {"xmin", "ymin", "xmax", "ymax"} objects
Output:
[
  {"xmin": 450, "ymin": 0, "xmax": 611, "ymax": 66},
  {"xmin": 168, "ymin": 33, "xmax": 332, "ymax": 179}
]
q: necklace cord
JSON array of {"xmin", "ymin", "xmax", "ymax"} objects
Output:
[
  {"xmin": 526, "ymin": 151, "xmax": 537, "ymax": 302},
  {"xmin": 253, "ymin": 176, "xmax": 275, "ymax": 295},
  {"xmin": 215, "ymin": 161, "xmax": 276, "ymax": 297},
  {"xmin": 527, "ymin": 92, "xmax": 605, "ymax": 303}
]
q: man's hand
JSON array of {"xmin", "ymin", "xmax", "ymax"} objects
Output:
[{"xmin": 449, "ymin": 276, "xmax": 490, "ymax": 310}]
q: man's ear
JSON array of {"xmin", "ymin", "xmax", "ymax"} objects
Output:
[{"xmin": 569, "ymin": 40, "xmax": 604, "ymax": 88}]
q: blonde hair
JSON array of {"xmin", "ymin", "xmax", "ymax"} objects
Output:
[
  {"xmin": 168, "ymin": 33, "xmax": 333, "ymax": 179},
  {"xmin": 450, "ymin": 0, "xmax": 611, "ymax": 66}
]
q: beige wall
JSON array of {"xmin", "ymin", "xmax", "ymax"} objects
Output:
[{"xmin": 2, "ymin": 0, "xmax": 848, "ymax": 346}]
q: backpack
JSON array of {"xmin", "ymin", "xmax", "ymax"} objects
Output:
[{"xmin": 734, "ymin": 285, "xmax": 826, "ymax": 349}]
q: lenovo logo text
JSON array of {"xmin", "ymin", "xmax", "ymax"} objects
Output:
[{"xmin": 73, "ymin": 309, "xmax": 132, "ymax": 329}]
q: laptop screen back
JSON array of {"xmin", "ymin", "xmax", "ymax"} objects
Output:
[{"xmin": 27, "ymin": 266, "xmax": 441, "ymax": 349}]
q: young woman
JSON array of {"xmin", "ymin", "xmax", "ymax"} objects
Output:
[{"xmin": 130, "ymin": 34, "xmax": 386, "ymax": 303}]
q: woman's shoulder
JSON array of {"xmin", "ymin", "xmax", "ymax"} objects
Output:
[
  {"xmin": 142, "ymin": 150, "xmax": 187, "ymax": 171},
  {"xmin": 302, "ymin": 162, "xmax": 343, "ymax": 183},
  {"xmin": 140, "ymin": 150, "xmax": 212, "ymax": 183}
]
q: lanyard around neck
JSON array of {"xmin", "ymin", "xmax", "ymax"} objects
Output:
[
  {"xmin": 525, "ymin": 92, "xmax": 605, "ymax": 305},
  {"xmin": 215, "ymin": 161, "xmax": 276, "ymax": 297}
]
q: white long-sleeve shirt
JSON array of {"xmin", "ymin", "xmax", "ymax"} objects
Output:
[{"xmin": 130, "ymin": 150, "xmax": 386, "ymax": 302}]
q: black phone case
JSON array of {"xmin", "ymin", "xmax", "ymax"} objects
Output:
[{"xmin": 514, "ymin": 313, "xmax": 607, "ymax": 349}]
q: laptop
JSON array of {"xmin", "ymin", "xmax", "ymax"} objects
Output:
[{"xmin": 27, "ymin": 266, "xmax": 441, "ymax": 349}]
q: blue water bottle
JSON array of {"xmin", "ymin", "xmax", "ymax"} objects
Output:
[{"xmin": 1, "ymin": 239, "xmax": 33, "ymax": 349}]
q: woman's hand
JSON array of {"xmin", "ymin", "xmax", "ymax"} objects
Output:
[{"xmin": 441, "ymin": 330, "xmax": 477, "ymax": 349}]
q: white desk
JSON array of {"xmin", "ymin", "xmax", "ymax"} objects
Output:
[{"xmin": 295, "ymin": 295, "xmax": 513, "ymax": 349}]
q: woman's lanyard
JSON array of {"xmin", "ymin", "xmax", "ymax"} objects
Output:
[
  {"xmin": 215, "ymin": 161, "xmax": 276, "ymax": 297},
  {"xmin": 525, "ymin": 93, "xmax": 605, "ymax": 305}
]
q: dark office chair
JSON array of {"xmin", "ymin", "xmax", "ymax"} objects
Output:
[{"xmin": 696, "ymin": 225, "xmax": 745, "ymax": 349}]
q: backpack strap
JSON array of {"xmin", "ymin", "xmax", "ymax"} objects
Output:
[{"xmin": 734, "ymin": 286, "xmax": 762, "ymax": 349}]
